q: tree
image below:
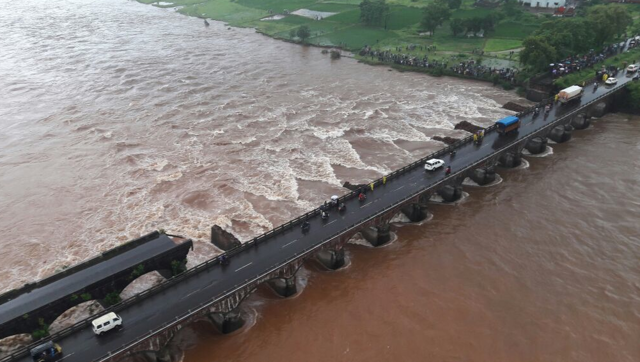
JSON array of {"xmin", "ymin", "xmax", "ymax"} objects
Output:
[
  {"xmin": 450, "ymin": 18, "xmax": 464, "ymax": 37},
  {"xmin": 297, "ymin": 25, "xmax": 311, "ymax": 43},
  {"xmin": 447, "ymin": 0, "xmax": 462, "ymax": 10},
  {"xmin": 359, "ymin": 0, "xmax": 390, "ymax": 27},
  {"xmin": 520, "ymin": 36, "xmax": 558, "ymax": 71},
  {"xmin": 463, "ymin": 17, "xmax": 483, "ymax": 34},
  {"xmin": 587, "ymin": 4, "xmax": 632, "ymax": 45},
  {"xmin": 289, "ymin": 28, "xmax": 296, "ymax": 39},
  {"xmin": 421, "ymin": 2, "xmax": 451, "ymax": 35},
  {"xmin": 502, "ymin": 0, "xmax": 521, "ymax": 18},
  {"xmin": 482, "ymin": 15, "xmax": 495, "ymax": 33}
]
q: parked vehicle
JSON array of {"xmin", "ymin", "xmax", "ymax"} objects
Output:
[
  {"xmin": 557, "ymin": 85, "xmax": 583, "ymax": 104},
  {"xmin": 424, "ymin": 159, "xmax": 444, "ymax": 171},
  {"xmin": 605, "ymin": 77, "xmax": 618, "ymax": 85},
  {"xmin": 495, "ymin": 116, "xmax": 521, "ymax": 135},
  {"xmin": 91, "ymin": 312, "xmax": 123, "ymax": 336},
  {"xmin": 627, "ymin": 64, "xmax": 639, "ymax": 73},
  {"xmin": 633, "ymin": 74, "xmax": 640, "ymax": 81},
  {"xmin": 30, "ymin": 341, "xmax": 62, "ymax": 362}
]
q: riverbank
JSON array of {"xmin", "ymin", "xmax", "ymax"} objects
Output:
[{"xmin": 138, "ymin": 0, "xmax": 535, "ymax": 67}]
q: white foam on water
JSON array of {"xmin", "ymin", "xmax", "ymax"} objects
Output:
[
  {"xmin": 512, "ymin": 158, "xmax": 530, "ymax": 170},
  {"xmin": 347, "ymin": 232, "xmax": 370, "ymax": 247},
  {"xmin": 392, "ymin": 211, "xmax": 434, "ymax": 227},
  {"xmin": 522, "ymin": 145, "xmax": 554, "ymax": 157},
  {"xmin": 429, "ymin": 191, "xmax": 470, "ymax": 205},
  {"xmin": 390, "ymin": 212, "xmax": 411, "ymax": 224}
]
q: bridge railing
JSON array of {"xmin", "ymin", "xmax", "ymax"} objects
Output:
[
  {"xmin": 92, "ymin": 82, "xmax": 627, "ymax": 362},
  {"xmin": 3, "ymin": 81, "xmax": 627, "ymax": 362}
]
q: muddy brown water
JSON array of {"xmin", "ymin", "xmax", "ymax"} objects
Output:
[{"xmin": 1, "ymin": 0, "xmax": 639, "ymax": 361}]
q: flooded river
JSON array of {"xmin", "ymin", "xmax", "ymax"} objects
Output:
[{"xmin": 1, "ymin": 0, "xmax": 638, "ymax": 361}]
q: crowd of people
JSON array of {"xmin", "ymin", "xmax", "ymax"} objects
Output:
[
  {"xmin": 359, "ymin": 45, "xmax": 518, "ymax": 83},
  {"xmin": 550, "ymin": 36, "xmax": 639, "ymax": 78}
]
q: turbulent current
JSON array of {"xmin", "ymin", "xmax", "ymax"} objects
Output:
[{"xmin": 1, "ymin": 0, "xmax": 639, "ymax": 361}]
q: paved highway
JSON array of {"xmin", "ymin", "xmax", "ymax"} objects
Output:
[{"xmin": 7, "ymin": 68, "xmax": 637, "ymax": 362}]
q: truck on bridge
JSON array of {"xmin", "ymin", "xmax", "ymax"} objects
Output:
[
  {"xmin": 496, "ymin": 116, "xmax": 521, "ymax": 135},
  {"xmin": 558, "ymin": 85, "xmax": 583, "ymax": 104}
]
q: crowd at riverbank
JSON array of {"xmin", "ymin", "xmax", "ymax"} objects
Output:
[
  {"xmin": 359, "ymin": 46, "xmax": 518, "ymax": 84},
  {"xmin": 550, "ymin": 36, "xmax": 639, "ymax": 78}
]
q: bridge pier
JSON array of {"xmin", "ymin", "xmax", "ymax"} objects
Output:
[
  {"xmin": 361, "ymin": 224, "xmax": 392, "ymax": 247},
  {"xmin": 208, "ymin": 309, "xmax": 245, "ymax": 334},
  {"xmin": 525, "ymin": 136, "xmax": 548, "ymax": 154},
  {"xmin": 469, "ymin": 166, "xmax": 497, "ymax": 185},
  {"xmin": 436, "ymin": 184, "xmax": 463, "ymax": 202},
  {"xmin": 588, "ymin": 101, "xmax": 608, "ymax": 118},
  {"xmin": 548, "ymin": 124, "xmax": 573, "ymax": 143},
  {"xmin": 571, "ymin": 114, "xmax": 591, "ymax": 130},
  {"xmin": 498, "ymin": 151, "xmax": 522, "ymax": 168},
  {"xmin": 315, "ymin": 248, "xmax": 346, "ymax": 270},
  {"xmin": 268, "ymin": 276, "xmax": 298, "ymax": 297},
  {"xmin": 400, "ymin": 199, "xmax": 429, "ymax": 222}
]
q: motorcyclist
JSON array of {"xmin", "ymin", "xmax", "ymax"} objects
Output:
[
  {"xmin": 321, "ymin": 210, "xmax": 328, "ymax": 220},
  {"xmin": 302, "ymin": 220, "xmax": 310, "ymax": 230},
  {"xmin": 220, "ymin": 254, "xmax": 229, "ymax": 265},
  {"xmin": 450, "ymin": 150, "xmax": 456, "ymax": 157},
  {"xmin": 445, "ymin": 166, "xmax": 451, "ymax": 175},
  {"xmin": 534, "ymin": 106, "xmax": 540, "ymax": 115},
  {"xmin": 545, "ymin": 104, "xmax": 551, "ymax": 114},
  {"xmin": 594, "ymin": 81, "xmax": 598, "ymax": 89},
  {"xmin": 358, "ymin": 192, "xmax": 366, "ymax": 201},
  {"xmin": 338, "ymin": 203, "xmax": 346, "ymax": 212}
]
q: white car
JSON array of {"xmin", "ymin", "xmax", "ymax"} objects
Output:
[
  {"xmin": 627, "ymin": 64, "xmax": 639, "ymax": 73},
  {"xmin": 91, "ymin": 312, "xmax": 123, "ymax": 336},
  {"xmin": 424, "ymin": 159, "xmax": 445, "ymax": 171},
  {"xmin": 605, "ymin": 77, "xmax": 617, "ymax": 85}
]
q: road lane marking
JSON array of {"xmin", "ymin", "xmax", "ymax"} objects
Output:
[
  {"xmin": 282, "ymin": 239, "xmax": 298, "ymax": 248},
  {"xmin": 60, "ymin": 354, "xmax": 76, "ymax": 361},
  {"xmin": 324, "ymin": 220, "xmax": 337, "ymax": 227},
  {"xmin": 180, "ymin": 289, "xmax": 200, "ymax": 301},
  {"xmin": 360, "ymin": 201, "xmax": 372, "ymax": 208},
  {"xmin": 393, "ymin": 186, "xmax": 405, "ymax": 192},
  {"xmin": 235, "ymin": 262, "xmax": 253, "ymax": 272}
]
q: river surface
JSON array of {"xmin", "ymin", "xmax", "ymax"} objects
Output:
[{"xmin": 1, "ymin": 0, "xmax": 639, "ymax": 361}]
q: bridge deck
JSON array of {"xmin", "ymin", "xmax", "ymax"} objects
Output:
[
  {"xmin": 6, "ymin": 65, "xmax": 637, "ymax": 362},
  {"xmin": 0, "ymin": 233, "xmax": 178, "ymax": 326}
]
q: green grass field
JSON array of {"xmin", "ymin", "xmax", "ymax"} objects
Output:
[
  {"xmin": 139, "ymin": 0, "xmax": 545, "ymax": 69},
  {"xmin": 483, "ymin": 38, "xmax": 522, "ymax": 52}
]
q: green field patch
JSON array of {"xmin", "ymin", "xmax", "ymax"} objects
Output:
[
  {"xmin": 386, "ymin": 6, "xmax": 424, "ymax": 30},
  {"xmin": 325, "ymin": 8, "xmax": 361, "ymax": 23},
  {"xmin": 483, "ymin": 38, "xmax": 522, "ymax": 52},
  {"xmin": 314, "ymin": 25, "xmax": 398, "ymax": 49},
  {"xmin": 492, "ymin": 21, "xmax": 538, "ymax": 40},
  {"xmin": 179, "ymin": 0, "xmax": 267, "ymax": 25},
  {"xmin": 236, "ymin": 0, "xmax": 317, "ymax": 12},
  {"xmin": 306, "ymin": 3, "xmax": 358, "ymax": 12},
  {"xmin": 386, "ymin": 0, "xmax": 431, "ymax": 7},
  {"xmin": 316, "ymin": 0, "xmax": 363, "ymax": 5},
  {"xmin": 451, "ymin": 8, "xmax": 493, "ymax": 19},
  {"xmin": 273, "ymin": 14, "xmax": 315, "ymax": 25}
]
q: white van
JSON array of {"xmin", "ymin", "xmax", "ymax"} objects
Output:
[{"xmin": 91, "ymin": 312, "xmax": 123, "ymax": 336}]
